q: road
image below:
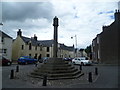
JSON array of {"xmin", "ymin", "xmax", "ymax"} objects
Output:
[
  {"xmin": 2, "ymin": 64, "xmax": 37, "ymax": 88},
  {"xmin": 67, "ymin": 65, "xmax": 119, "ymax": 88},
  {"xmin": 1, "ymin": 63, "xmax": 119, "ymax": 88}
]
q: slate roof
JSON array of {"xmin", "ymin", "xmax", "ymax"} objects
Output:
[
  {"xmin": 22, "ymin": 36, "xmax": 31, "ymax": 43},
  {"xmin": 21, "ymin": 36, "xmax": 74, "ymax": 51},
  {"xmin": 59, "ymin": 44, "xmax": 74, "ymax": 51},
  {"xmin": 38, "ymin": 40, "xmax": 54, "ymax": 47},
  {"xmin": 0, "ymin": 30, "xmax": 12, "ymax": 39},
  {"xmin": 21, "ymin": 36, "xmax": 54, "ymax": 47}
]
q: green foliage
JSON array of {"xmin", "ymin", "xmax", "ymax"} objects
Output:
[{"xmin": 85, "ymin": 45, "xmax": 91, "ymax": 54}]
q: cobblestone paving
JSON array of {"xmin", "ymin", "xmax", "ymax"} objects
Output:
[{"xmin": 15, "ymin": 63, "xmax": 98, "ymax": 88}]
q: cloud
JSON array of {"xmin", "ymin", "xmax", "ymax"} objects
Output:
[
  {"xmin": 2, "ymin": 2, "xmax": 54, "ymax": 39},
  {"xmin": 2, "ymin": 0, "xmax": 119, "ymax": 49},
  {"xmin": 2, "ymin": 2, "xmax": 54, "ymax": 22},
  {"xmin": 50, "ymin": 0, "xmax": 118, "ymax": 48}
]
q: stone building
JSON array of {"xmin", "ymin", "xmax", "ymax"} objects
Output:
[
  {"xmin": 0, "ymin": 30, "xmax": 13, "ymax": 60},
  {"xmin": 12, "ymin": 29, "xmax": 75, "ymax": 61},
  {"xmin": 92, "ymin": 10, "xmax": 119, "ymax": 64},
  {"xmin": 58, "ymin": 44, "xmax": 75, "ymax": 58}
]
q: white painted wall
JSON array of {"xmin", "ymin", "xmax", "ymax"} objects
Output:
[{"xmin": 0, "ymin": 36, "xmax": 12, "ymax": 60}]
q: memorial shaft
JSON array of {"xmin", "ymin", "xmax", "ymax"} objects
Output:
[{"xmin": 53, "ymin": 16, "xmax": 59, "ymax": 58}]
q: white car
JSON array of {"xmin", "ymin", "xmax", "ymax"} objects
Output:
[{"xmin": 72, "ymin": 57, "xmax": 92, "ymax": 65}]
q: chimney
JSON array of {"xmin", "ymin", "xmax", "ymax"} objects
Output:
[
  {"xmin": 115, "ymin": 9, "xmax": 120, "ymax": 21},
  {"xmin": 17, "ymin": 29, "xmax": 22, "ymax": 37}
]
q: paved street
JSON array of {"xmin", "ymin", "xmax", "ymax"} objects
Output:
[
  {"xmin": 2, "ymin": 63, "xmax": 119, "ymax": 88},
  {"xmin": 0, "ymin": 67, "xmax": 2, "ymax": 90},
  {"xmin": 2, "ymin": 64, "xmax": 37, "ymax": 88},
  {"xmin": 67, "ymin": 65, "xmax": 119, "ymax": 88}
]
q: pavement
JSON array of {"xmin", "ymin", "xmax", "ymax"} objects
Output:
[
  {"xmin": 2, "ymin": 63, "xmax": 119, "ymax": 88},
  {"xmin": 0, "ymin": 67, "xmax": 2, "ymax": 90}
]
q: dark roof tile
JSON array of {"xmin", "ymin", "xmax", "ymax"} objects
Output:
[{"xmin": 20, "ymin": 36, "xmax": 74, "ymax": 51}]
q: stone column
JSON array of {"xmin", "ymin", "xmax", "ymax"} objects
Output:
[{"xmin": 53, "ymin": 16, "xmax": 59, "ymax": 58}]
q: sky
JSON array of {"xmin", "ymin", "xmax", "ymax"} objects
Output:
[{"xmin": 1, "ymin": 0, "xmax": 119, "ymax": 49}]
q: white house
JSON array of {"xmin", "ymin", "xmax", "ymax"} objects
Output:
[{"xmin": 0, "ymin": 30, "xmax": 13, "ymax": 60}]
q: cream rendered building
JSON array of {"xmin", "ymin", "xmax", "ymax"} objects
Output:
[
  {"xmin": 58, "ymin": 44, "xmax": 75, "ymax": 58},
  {"xmin": 12, "ymin": 29, "xmax": 75, "ymax": 61}
]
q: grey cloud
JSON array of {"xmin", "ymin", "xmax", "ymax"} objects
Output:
[{"xmin": 2, "ymin": 2, "xmax": 54, "ymax": 22}]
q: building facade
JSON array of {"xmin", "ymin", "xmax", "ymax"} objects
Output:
[
  {"xmin": 0, "ymin": 30, "xmax": 13, "ymax": 60},
  {"xmin": 12, "ymin": 29, "xmax": 75, "ymax": 61},
  {"xmin": 58, "ymin": 44, "xmax": 75, "ymax": 58},
  {"xmin": 92, "ymin": 10, "xmax": 119, "ymax": 64}
]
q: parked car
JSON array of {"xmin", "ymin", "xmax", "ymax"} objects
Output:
[
  {"xmin": 63, "ymin": 58, "xmax": 73, "ymax": 62},
  {"xmin": 72, "ymin": 57, "xmax": 92, "ymax": 65},
  {"xmin": 1, "ymin": 56, "xmax": 12, "ymax": 66},
  {"xmin": 38, "ymin": 57, "xmax": 49, "ymax": 63},
  {"xmin": 18, "ymin": 56, "xmax": 38, "ymax": 65}
]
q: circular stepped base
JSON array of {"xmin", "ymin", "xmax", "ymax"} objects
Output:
[{"xmin": 30, "ymin": 58, "xmax": 84, "ymax": 80}]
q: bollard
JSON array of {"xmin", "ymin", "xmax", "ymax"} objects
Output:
[
  {"xmin": 79, "ymin": 64, "xmax": 82, "ymax": 70},
  {"xmin": 35, "ymin": 63, "xmax": 38, "ymax": 67},
  {"xmin": 10, "ymin": 69, "xmax": 14, "ymax": 79},
  {"xmin": 35, "ymin": 62, "xmax": 38, "ymax": 67},
  {"xmin": 88, "ymin": 72, "xmax": 92, "ymax": 83},
  {"xmin": 95, "ymin": 67, "xmax": 98, "ymax": 75},
  {"xmin": 16, "ymin": 65, "xmax": 19, "ymax": 72},
  {"xmin": 42, "ymin": 75, "xmax": 47, "ymax": 86}
]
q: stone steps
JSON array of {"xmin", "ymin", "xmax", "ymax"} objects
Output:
[
  {"xmin": 37, "ymin": 65, "xmax": 75, "ymax": 71},
  {"xmin": 30, "ymin": 58, "xmax": 84, "ymax": 80},
  {"xmin": 40, "ymin": 63, "xmax": 72, "ymax": 68},
  {"xmin": 30, "ymin": 72, "xmax": 84, "ymax": 80},
  {"xmin": 33, "ymin": 67, "xmax": 78, "ymax": 74}
]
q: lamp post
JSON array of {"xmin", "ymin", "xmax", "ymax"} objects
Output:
[
  {"xmin": 0, "ymin": 23, "xmax": 3, "ymax": 30},
  {"xmin": 71, "ymin": 35, "xmax": 77, "ymax": 57}
]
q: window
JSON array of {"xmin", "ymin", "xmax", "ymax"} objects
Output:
[
  {"xmin": 3, "ymin": 49, "xmax": 7, "ymax": 53},
  {"xmin": 0, "ymin": 49, "xmax": 2, "ymax": 53},
  {"xmin": 1, "ymin": 37, "xmax": 4, "ymax": 42},
  {"xmin": 29, "ymin": 54, "xmax": 31, "ymax": 56},
  {"xmin": 47, "ymin": 47, "xmax": 49, "ymax": 52},
  {"xmin": 98, "ymin": 49, "xmax": 100, "ymax": 59},
  {"xmin": 47, "ymin": 54, "xmax": 50, "ymax": 57},
  {"xmin": 35, "ymin": 46, "xmax": 37, "ymax": 50},
  {"xmin": 0, "ymin": 49, "xmax": 7, "ymax": 53},
  {"xmin": 22, "ymin": 45, "xmax": 24, "ymax": 50},
  {"xmin": 29, "ymin": 43, "xmax": 32, "ymax": 50},
  {"xmin": 40, "ymin": 47, "xmax": 42, "ymax": 51},
  {"xmin": 38, "ymin": 54, "xmax": 42, "ymax": 59},
  {"xmin": 97, "ymin": 37, "xmax": 99, "ymax": 44},
  {"xmin": 93, "ymin": 41, "xmax": 95, "ymax": 46}
]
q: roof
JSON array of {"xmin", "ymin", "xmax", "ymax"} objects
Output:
[
  {"xmin": 59, "ymin": 44, "xmax": 74, "ymax": 51},
  {"xmin": 20, "ymin": 36, "xmax": 74, "ymax": 51},
  {"xmin": 22, "ymin": 36, "xmax": 31, "ymax": 43},
  {"xmin": 38, "ymin": 40, "xmax": 54, "ymax": 47},
  {"xmin": 0, "ymin": 30, "xmax": 12, "ymax": 39},
  {"xmin": 21, "ymin": 36, "xmax": 54, "ymax": 47}
]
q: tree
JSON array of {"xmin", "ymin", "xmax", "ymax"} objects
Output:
[
  {"xmin": 85, "ymin": 45, "xmax": 92, "ymax": 59},
  {"xmin": 79, "ymin": 48, "xmax": 84, "ymax": 52},
  {"xmin": 79, "ymin": 48, "xmax": 84, "ymax": 57}
]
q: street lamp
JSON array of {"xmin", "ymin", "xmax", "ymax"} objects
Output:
[
  {"xmin": 0, "ymin": 23, "xmax": 3, "ymax": 30},
  {"xmin": 71, "ymin": 35, "xmax": 77, "ymax": 57}
]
